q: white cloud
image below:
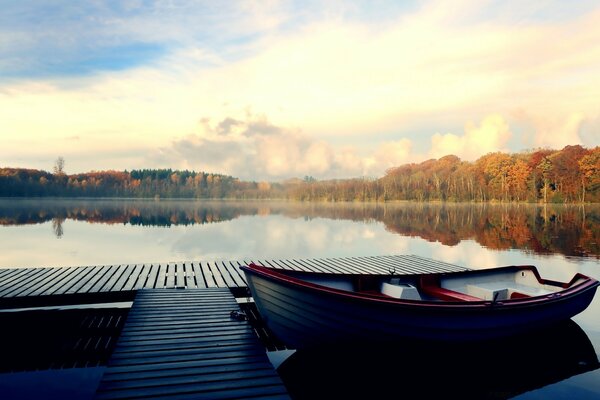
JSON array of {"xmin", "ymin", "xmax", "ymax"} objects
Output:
[
  {"xmin": 514, "ymin": 112, "xmax": 586, "ymax": 149},
  {"xmin": 152, "ymin": 113, "xmax": 418, "ymax": 179},
  {"xmin": 429, "ymin": 114, "xmax": 512, "ymax": 160},
  {"xmin": 365, "ymin": 139, "xmax": 414, "ymax": 175},
  {"xmin": 1, "ymin": 1, "xmax": 600, "ymax": 174}
]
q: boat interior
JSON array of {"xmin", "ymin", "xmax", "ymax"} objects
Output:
[{"xmin": 295, "ymin": 267, "xmax": 583, "ymax": 302}]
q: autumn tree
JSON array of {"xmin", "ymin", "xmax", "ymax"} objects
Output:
[
  {"xmin": 507, "ymin": 158, "xmax": 531, "ymax": 201},
  {"xmin": 579, "ymin": 147, "xmax": 600, "ymax": 202}
]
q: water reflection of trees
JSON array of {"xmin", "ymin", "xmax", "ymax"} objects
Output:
[
  {"xmin": 51, "ymin": 217, "xmax": 64, "ymax": 238},
  {"xmin": 0, "ymin": 200, "xmax": 598, "ymax": 258}
]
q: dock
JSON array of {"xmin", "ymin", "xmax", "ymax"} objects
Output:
[
  {"xmin": 0, "ymin": 255, "xmax": 468, "ymax": 308},
  {"xmin": 0, "ymin": 255, "xmax": 469, "ymax": 399},
  {"xmin": 95, "ymin": 288, "xmax": 289, "ymax": 399}
]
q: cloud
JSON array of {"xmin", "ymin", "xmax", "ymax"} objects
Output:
[
  {"xmin": 154, "ymin": 113, "xmax": 417, "ymax": 179},
  {"xmin": 429, "ymin": 114, "xmax": 512, "ymax": 160},
  {"xmin": 365, "ymin": 139, "xmax": 414, "ymax": 173},
  {"xmin": 512, "ymin": 111, "xmax": 588, "ymax": 149},
  {"xmin": 153, "ymin": 114, "xmax": 343, "ymax": 179},
  {"xmin": 2, "ymin": 1, "xmax": 600, "ymax": 174}
]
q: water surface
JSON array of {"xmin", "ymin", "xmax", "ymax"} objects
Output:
[{"xmin": 0, "ymin": 198, "xmax": 599, "ymax": 398}]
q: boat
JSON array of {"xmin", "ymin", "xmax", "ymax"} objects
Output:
[{"xmin": 240, "ymin": 263, "xmax": 599, "ymax": 348}]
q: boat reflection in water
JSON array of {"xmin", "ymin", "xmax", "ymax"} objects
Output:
[{"xmin": 277, "ymin": 320, "xmax": 599, "ymax": 399}]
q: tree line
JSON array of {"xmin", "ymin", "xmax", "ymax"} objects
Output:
[
  {"xmin": 290, "ymin": 145, "xmax": 600, "ymax": 203},
  {"xmin": 0, "ymin": 145, "xmax": 598, "ymax": 202}
]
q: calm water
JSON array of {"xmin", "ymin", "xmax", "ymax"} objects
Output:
[{"xmin": 0, "ymin": 198, "xmax": 599, "ymax": 398}]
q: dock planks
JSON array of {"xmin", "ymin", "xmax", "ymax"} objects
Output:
[
  {"xmin": 95, "ymin": 288, "xmax": 289, "ymax": 400},
  {"xmin": 0, "ymin": 255, "xmax": 469, "ymax": 300}
]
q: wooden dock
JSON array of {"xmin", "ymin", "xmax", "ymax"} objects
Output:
[
  {"xmin": 95, "ymin": 288, "xmax": 289, "ymax": 399},
  {"xmin": 0, "ymin": 255, "xmax": 468, "ymax": 307},
  {"xmin": 0, "ymin": 256, "xmax": 470, "ymax": 398}
]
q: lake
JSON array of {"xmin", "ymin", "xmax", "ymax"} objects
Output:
[{"xmin": 0, "ymin": 198, "xmax": 599, "ymax": 398}]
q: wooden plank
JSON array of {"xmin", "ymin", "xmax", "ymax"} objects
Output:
[
  {"xmin": 98, "ymin": 368, "xmax": 280, "ymax": 391},
  {"xmin": 133, "ymin": 264, "xmax": 149, "ymax": 290},
  {"xmin": 101, "ymin": 358, "xmax": 270, "ymax": 381},
  {"xmin": 192, "ymin": 262, "xmax": 207, "ymax": 289},
  {"xmin": 300, "ymin": 257, "xmax": 347, "ymax": 274},
  {"xmin": 332, "ymin": 257, "xmax": 381, "ymax": 274},
  {"xmin": 0, "ymin": 255, "xmax": 468, "ymax": 300},
  {"xmin": 374, "ymin": 255, "xmax": 434, "ymax": 274},
  {"xmin": 0, "ymin": 267, "xmax": 36, "ymax": 292},
  {"xmin": 35, "ymin": 267, "xmax": 88, "ymax": 295},
  {"xmin": 27, "ymin": 267, "xmax": 77, "ymax": 296},
  {"xmin": 224, "ymin": 261, "xmax": 247, "ymax": 287},
  {"xmin": 291, "ymin": 258, "xmax": 337, "ymax": 273},
  {"xmin": 48, "ymin": 266, "xmax": 96, "ymax": 295},
  {"xmin": 95, "ymin": 288, "xmax": 288, "ymax": 400},
  {"xmin": 337, "ymin": 256, "xmax": 380, "ymax": 274},
  {"xmin": 0, "ymin": 267, "xmax": 55, "ymax": 297},
  {"xmin": 61, "ymin": 265, "xmax": 104, "ymax": 295},
  {"xmin": 103, "ymin": 351, "xmax": 263, "ymax": 376},
  {"xmin": 410, "ymin": 254, "xmax": 467, "ymax": 272},
  {"xmin": 107, "ymin": 345, "xmax": 263, "ymax": 365},
  {"xmin": 111, "ymin": 264, "xmax": 137, "ymax": 292},
  {"xmin": 143, "ymin": 264, "xmax": 159, "ymax": 289},
  {"xmin": 270, "ymin": 259, "xmax": 304, "ymax": 272},
  {"xmin": 119, "ymin": 321, "xmax": 249, "ymax": 336},
  {"xmin": 121, "ymin": 316, "xmax": 243, "ymax": 329},
  {"xmin": 114, "ymin": 264, "xmax": 140, "ymax": 291},
  {"xmin": 88, "ymin": 265, "xmax": 121, "ymax": 293},
  {"xmin": 0, "ymin": 267, "xmax": 44, "ymax": 291},
  {"xmin": 375, "ymin": 255, "xmax": 426, "ymax": 274},
  {"xmin": 200, "ymin": 262, "xmax": 217, "ymax": 288},
  {"xmin": 207, "ymin": 262, "xmax": 227, "ymax": 288},
  {"xmin": 99, "ymin": 265, "xmax": 127, "ymax": 292},
  {"xmin": 155, "ymin": 264, "xmax": 167, "ymax": 289},
  {"xmin": 183, "ymin": 262, "xmax": 196, "ymax": 289},
  {"xmin": 0, "ymin": 267, "xmax": 17, "ymax": 280},
  {"xmin": 74, "ymin": 265, "xmax": 112, "ymax": 294},
  {"xmin": 7, "ymin": 266, "xmax": 66, "ymax": 297},
  {"xmin": 173, "ymin": 262, "xmax": 181, "ymax": 288},
  {"xmin": 96, "ymin": 375, "xmax": 285, "ymax": 399},
  {"xmin": 122, "ymin": 265, "xmax": 142, "ymax": 291},
  {"xmin": 165, "ymin": 263, "xmax": 176, "ymax": 289},
  {"xmin": 213, "ymin": 261, "xmax": 237, "ymax": 288}
]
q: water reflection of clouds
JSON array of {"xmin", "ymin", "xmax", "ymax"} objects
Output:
[
  {"xmin": 165, "ymin": 215, "xmax": 411, "ymax": 262},
  {"xmin": 431, "ymin": 240, "xmax": 500, "ymax": 269}
]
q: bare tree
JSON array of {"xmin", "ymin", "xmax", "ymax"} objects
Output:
[{"xmin": 53, "ymin": 156, "xmax": 65, "ymax": 175}]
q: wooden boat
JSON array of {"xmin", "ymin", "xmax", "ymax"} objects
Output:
[{"xmin": 240, "ymin": 263, "xmax": 599, "ymax": 348}]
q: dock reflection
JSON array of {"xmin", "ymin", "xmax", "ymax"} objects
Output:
[{"xmin": 277, "ymin": 320, "xmax": 599, "ymax": 399}]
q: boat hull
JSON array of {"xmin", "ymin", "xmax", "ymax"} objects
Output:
[{"xmin": 243, "ymin": 266, "xmax": 598, "ymax": 348}]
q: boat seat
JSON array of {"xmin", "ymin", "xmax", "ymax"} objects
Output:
[
  {"xmin": 465, "ymin": 284, "xmax": 533, "ymax": 301},
  {"xmin": 419, "ymin": 276, "xmax": 481, "ymax": 302},
  {"xmin": 509, "ymin": 291, "xmax": 530, "ymax": 299}
]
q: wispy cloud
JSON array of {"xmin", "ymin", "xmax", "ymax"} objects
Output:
[{"xmin": 1, "ymin": 1, "xmax": 599, "ymax": 176}]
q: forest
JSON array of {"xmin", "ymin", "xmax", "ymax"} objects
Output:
[{"xmin": 1, "ymin": 145, "xmax": 599, "ymax": 203}]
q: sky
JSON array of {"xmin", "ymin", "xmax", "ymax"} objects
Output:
[{"xmin": 1, "ymin": 0, "xmax": 599, "ymax": 180}]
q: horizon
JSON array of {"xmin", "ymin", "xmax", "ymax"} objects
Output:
[
  {"xmin": 1, "ymin": 1, "xmax": 599, "ymax": 180},
  {"xmin": 1, "ymin": 143, "xmax": 595, "ymax": 183}
]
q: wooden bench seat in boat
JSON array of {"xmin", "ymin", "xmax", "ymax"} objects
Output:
[
  {"xmin": 464, "ymin": 281, "xmax": 553, "ymax": 301},
  {"xmin": 419, "ymin": 276, "xmax": 481, "ymax": 302}
]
